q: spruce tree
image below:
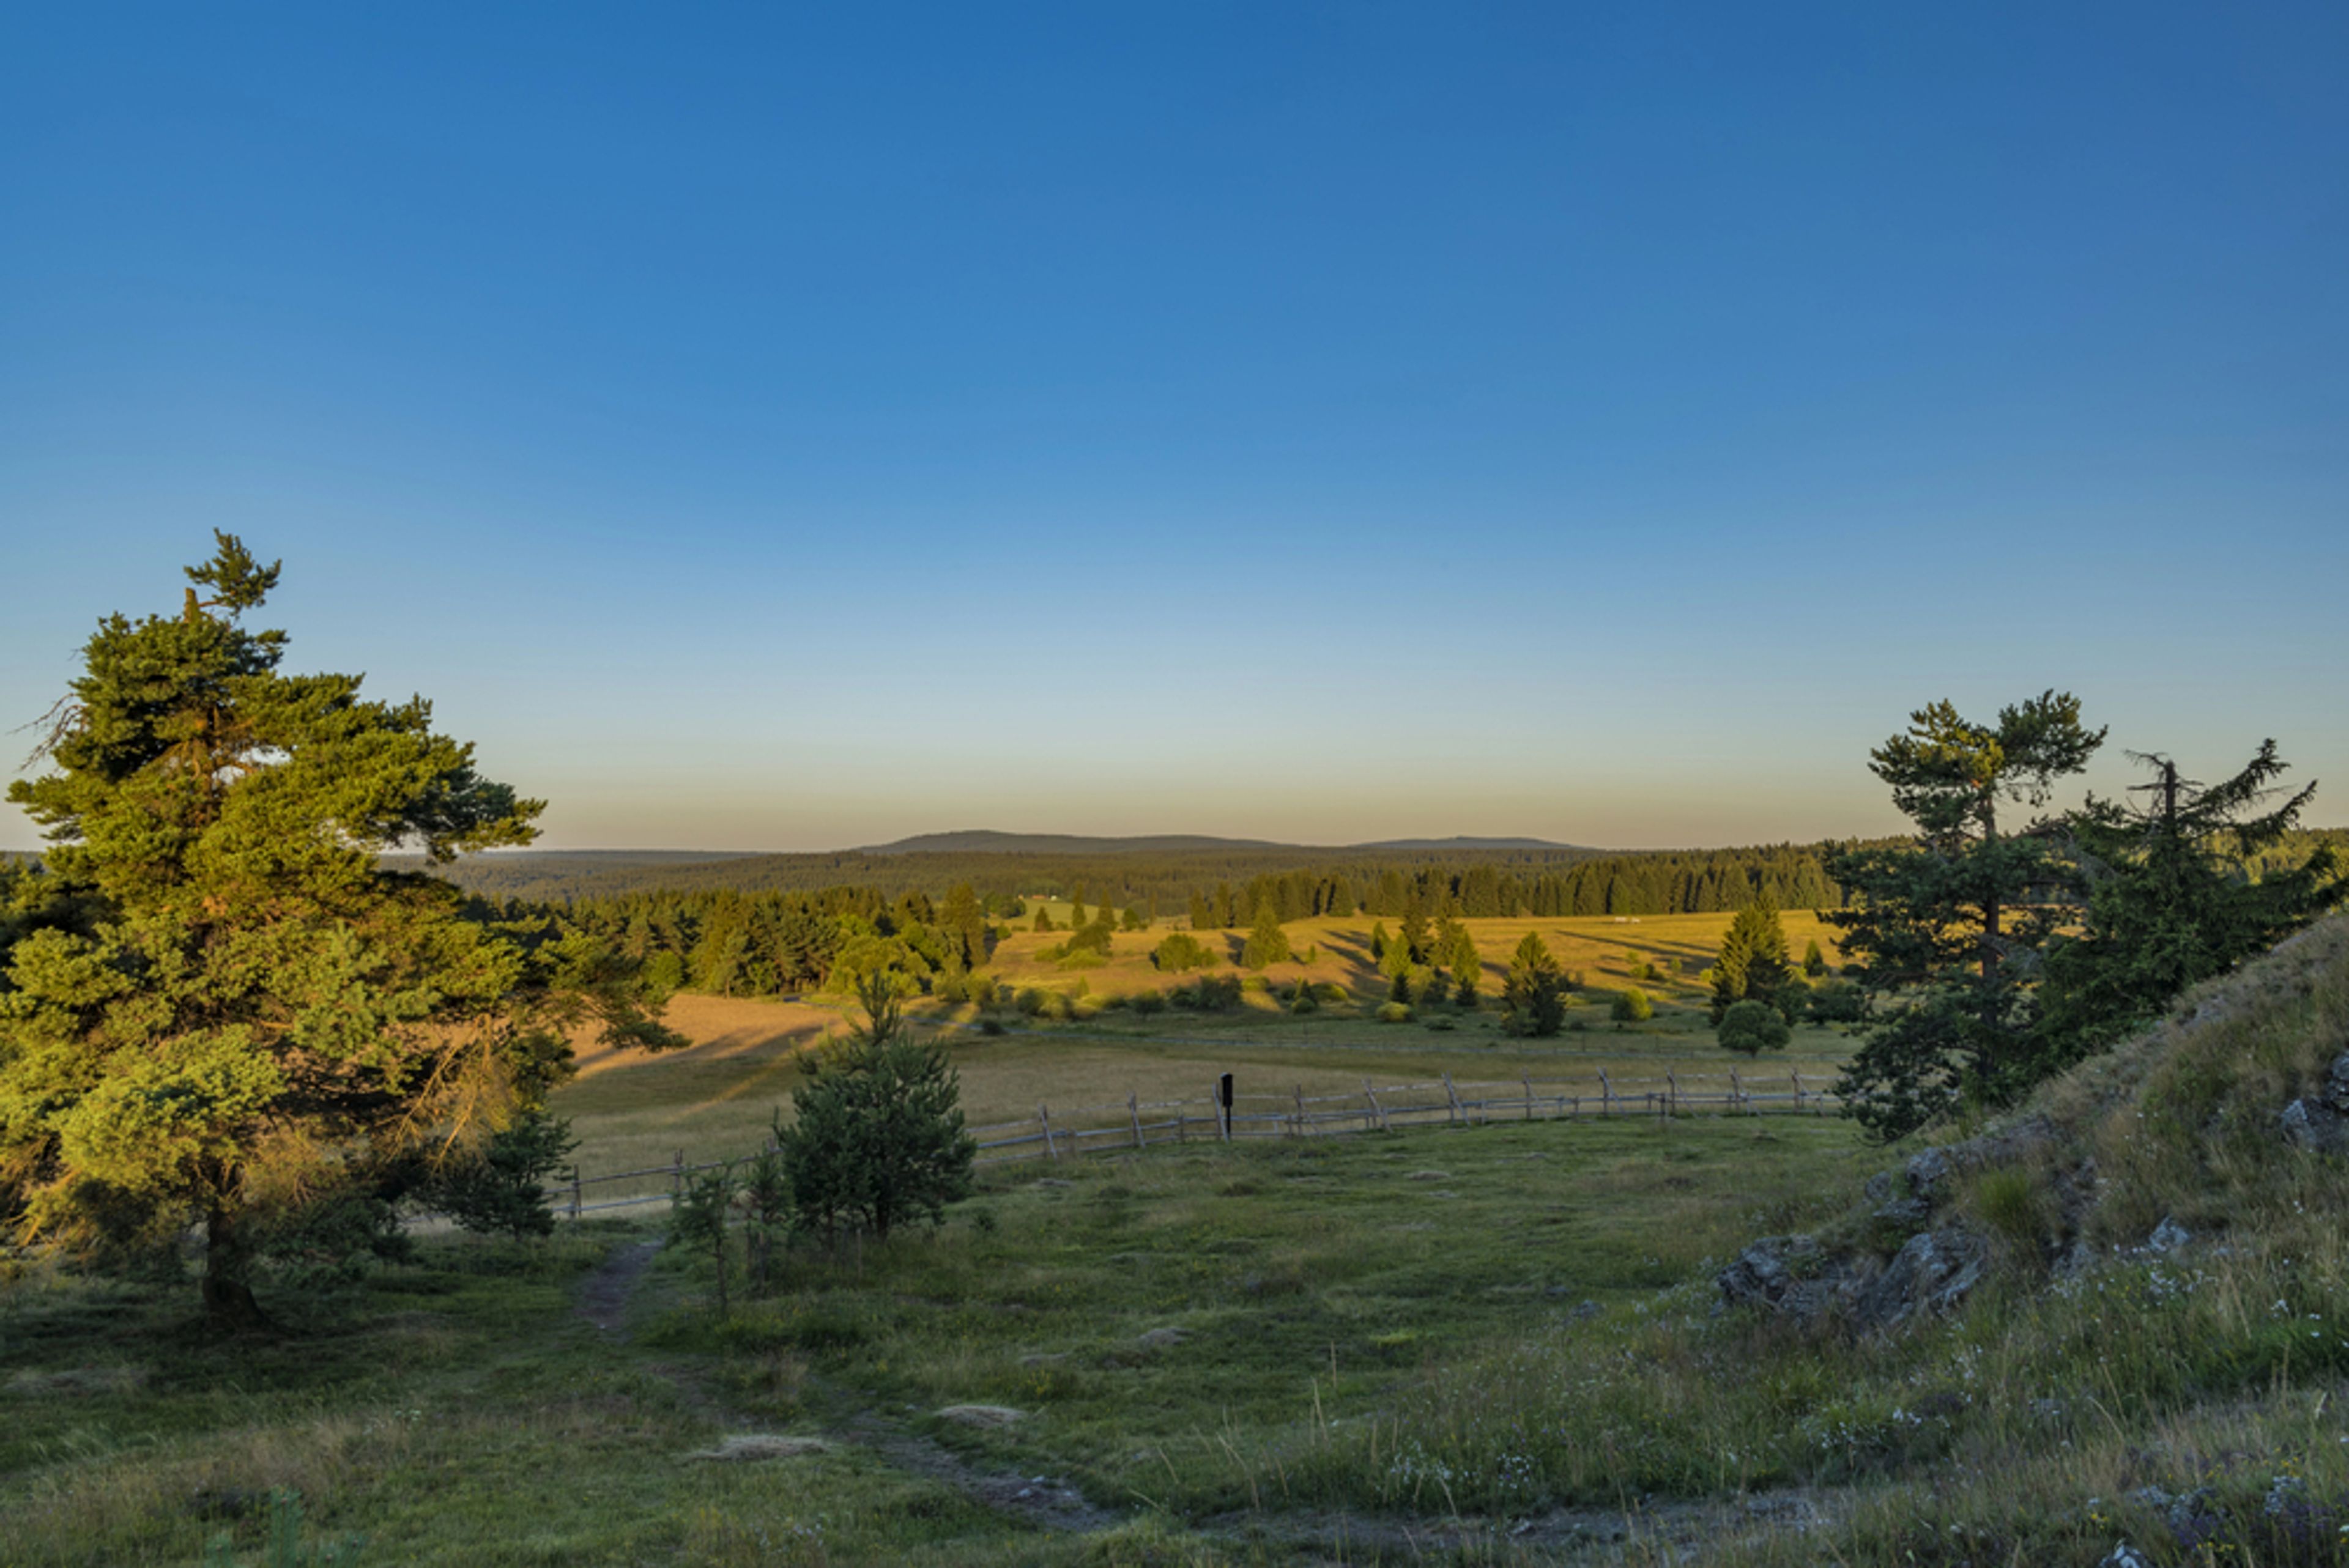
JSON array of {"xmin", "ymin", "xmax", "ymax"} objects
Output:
[
  {"xmin": 1241, "ymin": 900, "xmax": 1293, "ymax": 970},
  {"xmin": 1709, "ymin": 899, "xmax": 1790, "ymax": 1023},
  {"xmin": 1501, "ymin": 932, "xmax": 1566, "ymax": 1037},
  {"xmin": 774, "ymin": 971, "xmax": 975, "ymax": 1243},
  {"xmin": 1398, "ymin": 887, "xmax": 1430, "ymax": 962},
  {"xmin": 0, "ymin": 535, "xmax": 679, "ymax": 1325}
]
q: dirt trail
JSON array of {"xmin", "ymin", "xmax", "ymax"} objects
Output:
[
  {"xmin": 574, "ymin": 1235, "xmax": 1113, "ymax": 1533},
  {"xmin": 575, "ymin": 1239, "xmax": 662, "ymax": 1336}
]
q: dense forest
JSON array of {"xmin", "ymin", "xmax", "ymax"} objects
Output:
[{"xmin": 407, "ymin": 840, "xmax": 1853, "ymax": 918}]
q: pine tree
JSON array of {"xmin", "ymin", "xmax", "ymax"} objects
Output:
[
  {"xmin": 1501, "ymin": 932, "xmax": 1566, "ymax": 1037},
  {"xmin": 1241, "ymin": 900, "xmax": 1293, "ymax": 970},
  {"xmin": 1399, "ymin": 887, "xmax": 1430, "ymax": 963},
  {"xmin": 2037, "ymin": 744, "xmax": 2343, "ymax": 1068},
  {"xmin": 1802, "ymin": 939, "xmax": 1827, "ymax": 977},
  {"xmin": 1709, "ymin": 899, "xmax": 1791, "ymax": 1023},
  {"xmin": 773, "ymin": 970, "xmax": 976, "ymax": 1244},
  {"xmin": 939, "ymin": 882, "xmax": 989, "ymax": 971},
  {"xmin": 0, "ymin": 535, "xmax": 678, "ymax": 1325},
  {"xmin": 1828, "ymin": 692, "xmax": 2106, "ymax": 1139}
]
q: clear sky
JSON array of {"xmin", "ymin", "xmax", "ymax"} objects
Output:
[{"xmin": 4, "ymin": 4, "xmax": 2343, "ymax": 852}]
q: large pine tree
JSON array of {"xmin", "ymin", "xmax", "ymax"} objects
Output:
[
  {"xmin": 1828, "ymin": 692, "xmax": 2104, "ymax": 1139},
  {"xmin": 0, "ymin": 536, "xmax": 678, "ymax": 1325}
]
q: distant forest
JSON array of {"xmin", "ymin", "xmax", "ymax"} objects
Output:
[
  {"xmin": 377, "ymin": 829, "xmax": 2349, "ymax": 1006},
  {"xmin": 412, "ymin": 841, "xmax": 1852, "ymax": 920}
]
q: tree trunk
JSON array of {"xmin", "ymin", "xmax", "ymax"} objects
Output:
[{"xmin": 202, "ymin": 1205, "xmax": 270, "ymax": 1333}]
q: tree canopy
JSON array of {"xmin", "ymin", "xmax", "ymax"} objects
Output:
[{"xmin": 0, "ymin": 535, "xmax": 678, "ymax": 1325}]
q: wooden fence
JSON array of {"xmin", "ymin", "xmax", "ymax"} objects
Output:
[{"xmin": 544, "ymin": 1068, "xmax": 1842, "ymax": 1218}]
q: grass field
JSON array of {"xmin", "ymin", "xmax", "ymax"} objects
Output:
[
  {"xmin": 0, "ymin": 1112, "xmax": 1871, "ymax": 1566},
  {"xmin": 551, "ymin": 913, "xmax": 1860, "ymax": 1205}
]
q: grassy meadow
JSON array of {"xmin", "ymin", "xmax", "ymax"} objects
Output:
[{"xmin": 551, "ymin": 912, "xmax": 1859, "ymax": 1203}]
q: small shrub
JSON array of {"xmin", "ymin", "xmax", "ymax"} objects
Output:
[
  {"xmin": 1611, "ymin": 987, "xmax": 1654, "ymax": 1024},
  {"xmin": 1375, "ymin": 1001, "xmax": 1414, "ymax": 1024},
  {"xmin": 1129, "ymin": 988, "xmax": 1168, "ymax": 1014},
  {"xmin": 1718, "ymin": 998, "xmax": 1791, "ymax": 1054}
]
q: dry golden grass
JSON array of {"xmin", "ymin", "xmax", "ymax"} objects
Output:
[{"xmin": 984, "ymin": 909, "xmax": 1845, "ymax": 1007}]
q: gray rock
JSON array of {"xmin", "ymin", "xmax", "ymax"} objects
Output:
[
  {"xmin": 2099, "ymin": 1546, "xmax": 2154, "ymax": 1568},
  {"xmin": 1850, "ymin": 1227, "xmax": 1988, "ymax": 1331},
  {"xmin": 1863, "ymin": 1171, "xmax": 1894, "ymax": 1204},
  {"xmin": 1716, "ymin": 1235, "xmax": 1830, "ymax": 1320},
  {"xmin": 2325, "ymin": 1050, "xmax": 2349, "ymax": 1112},
  {"xmin": 1872, "ymin": 1196, "xmax": 1933, "ymax": 1230},
  {"xmin": 2146, "ymin": 1217, "xmax": 2192, "ymax": 1254},
  {"xmin": 1904, "ymin": 1148, "xmax": 1953, "ymax": 1199},
  {"xmin": 2280, "ymin": 1097, "xmax": 2349, "ymax": 1153}
]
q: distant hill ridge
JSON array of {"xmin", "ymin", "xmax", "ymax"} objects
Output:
[{"xmin": 858, "ymin": 830, "xmax": 1584, "ymax": 856}]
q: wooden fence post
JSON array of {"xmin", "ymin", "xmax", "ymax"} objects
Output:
[
  {"xmin": 1791, "ymin": 1070, "xmax": 1803, "ymax": 1115},
  {"xmin": 1666, "ymin": 1071, "xmax": 1677, "ymax": 1120},
  {"xmin": 568, "ymin": 1164, "xmax": 582, "ymax": 1222},
  {"xmin": 1363, "ymin": 1078, "xmax": 1387, "ymax": 1132},
  {"xmin": 1442, "ymin": 1073, "xmax": 1463, "ymax": 1125},
  {"xmin": 1129, "ymin": 1092, "xmax": 1144, "ymax": 1150},
  {"xmin": 1215, "ymin": 1081, "xmax": 1230, "ymax": 1142},
  {"xmin": 1038, "ymin": 1103, "xmax": 1058, "ymax": 1161},
  {"xmin": 672, "ymin": 1149, "xmax": 685, "ymax": 1207},
  {"xmin": 1729, "ymin": 1068, "xmax": 1742, "ymax": 1115},
  {"xmin": 1294, "ymin": 1085, "xmax": 1307, "ymax": 1137},
  {"xmin": 1598, "ymin": 1068, "xmax": 1612, "ymax": 1118},
  {"xmin": 1521, "ymin": 1072, "xmax": 1534, "ymax": 1121}
]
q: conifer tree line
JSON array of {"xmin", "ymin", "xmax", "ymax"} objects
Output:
[{"xmin": 417, "ymin": 838, "xmax": 1861, "ymax": 922}]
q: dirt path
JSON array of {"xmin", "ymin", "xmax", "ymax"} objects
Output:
[
  {"xmin": 576, "ymin": 1239, "xmax": 662, "ymax": 1336},
  {"xmin": 574, "ymin": 1235, "xmax": 1115, "ymax": 1532}
]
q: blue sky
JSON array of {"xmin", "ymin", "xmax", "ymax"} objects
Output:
[{"xmin": 4, "ymin": 4, "xmax": 2343, "ymax": 851}]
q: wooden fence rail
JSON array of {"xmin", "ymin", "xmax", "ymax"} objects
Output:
[{"xmin": 541, "ymin": 1070, "xmax": 1844, "ymax": 1217}]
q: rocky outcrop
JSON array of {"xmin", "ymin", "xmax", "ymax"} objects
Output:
[
  {"xmin": 1720, "ymin": 1115, "xmax": 2064, "ymax": 1333},
  {"xmin": 1717, "ymin": 1226, "xmax": 1987, "ymax": 1333}
]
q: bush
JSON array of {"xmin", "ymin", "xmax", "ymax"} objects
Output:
[
  {"xmin": 1128, "ymin": 988, "xmax": 1168, "ymax": 1014},
  {"xmin": 1611, "ymin": 987, "xmax": 1653, "ymax": 1024},
  {"xmin": 1717, "ymin": 998, "xmax": 1792, "ymax": 1054},
  {"xmin": 1152, "ymin": 932, "xmax": 1219, "ymax": 974},
  {"xmin": 1375, "ymin": 1001, "xmax": 1414, "ymax": 1024}
]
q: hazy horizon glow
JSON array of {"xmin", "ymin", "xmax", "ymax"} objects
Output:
[{"xmin": 6, "ymin": 6, "xmax": 2345, "ymax": 856}]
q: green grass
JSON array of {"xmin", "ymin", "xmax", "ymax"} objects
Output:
[{"xmin": 14, "ymin": 921, "xmax": 2349, "ymax": 1564}]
